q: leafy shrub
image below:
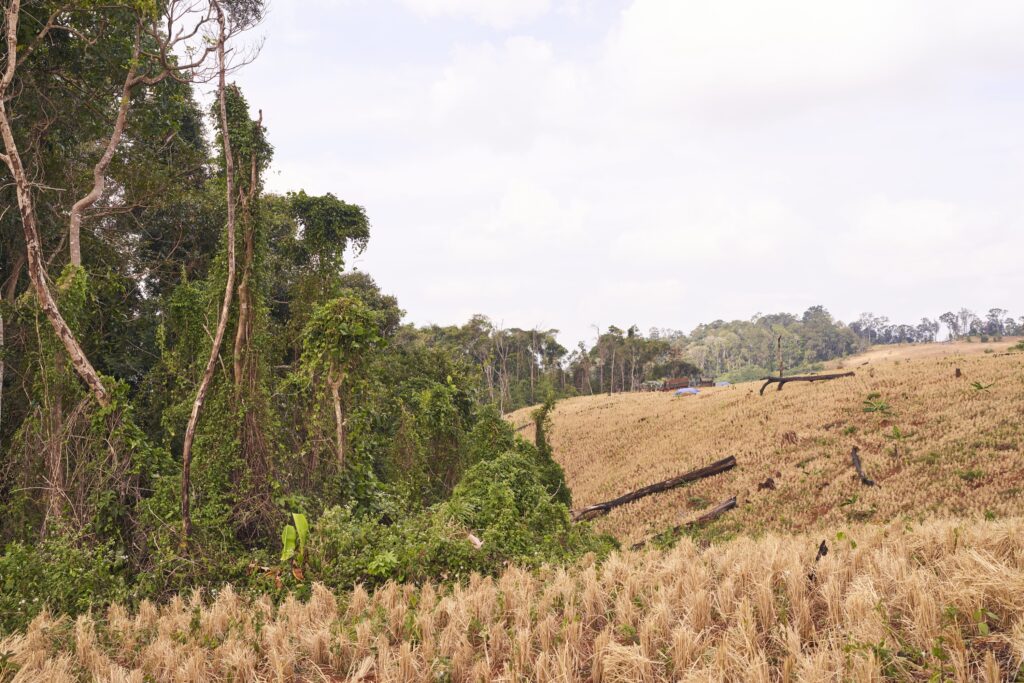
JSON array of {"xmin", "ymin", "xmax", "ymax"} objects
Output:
[
  {"xmin": 0, "ymin": 532, "xmax": 129, "ymax": 634},
  {"xmin": 306, "ymin": 449, "xmax": 613, "ymax": 589}
]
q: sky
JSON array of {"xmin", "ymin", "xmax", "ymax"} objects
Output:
[{"xmin": 232, "ymin": 0, "xmax": 1024, "ymax": 347}]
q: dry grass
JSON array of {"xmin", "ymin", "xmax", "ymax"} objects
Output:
[
  {"xmin": 509, "ymin": 342, "xmax": 1024, "ymax": 546},
  {"xmin": 3, "ymin": 517, "xmax": 1023, "ymax": 681}
]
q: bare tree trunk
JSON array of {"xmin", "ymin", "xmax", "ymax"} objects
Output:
[
  {"xmin": 572, "ymin": 456, "xmax": 737, "ymax": 521},
  {"xmin": 758, "ymin": 371, "xmax": 854, "ymax": 396},
  {"xmin": 609, "ymin": 348, "xmax": 615, "ymax": 395},
  {"xmin": 328, "ymin": 371, "xmax": 345, "ymax": 468},
  {"xmin": 232, "ymin": 154, "xmax": 258, "ymax": 390},
  {"xmin": 67, "ymin": 26, "xmax": 141, "ymax": 267},
  {"xmin": 180, "ymin": 6, "xmax": 234, "ymax": 541},
  {"xmin": 42, "ymin": 376, "xmax": 64, "ymax": 537},
  {"xmin": 777, "ymin": 335, "xmax": 784, "ymax": 378},
  {"xmin": 0, "ymin": 304, "xmax": 4, "ymax": 453},
  {"xmin": 0, "ymin": 1, "xmax": 110, "ymax": 408},
  {"xmin": 0, "ymin": 254, "xmax": 24, "ymax": 472}
]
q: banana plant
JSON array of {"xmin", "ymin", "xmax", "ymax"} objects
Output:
[{"xmin": 281, "ymin": 513, "xmax": 309, "ymax": 566}]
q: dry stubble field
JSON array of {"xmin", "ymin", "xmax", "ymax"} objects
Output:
[
  {"xmin": 509, "ymin": 340, "xmax": 1024, "ymax": 547},
  {"xmin": 3, "ymin": 342, "xmax": 1023, "ymax": 682}
]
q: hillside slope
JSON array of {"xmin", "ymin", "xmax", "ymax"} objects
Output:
[{"xmin": 510, "ymin": 342, "xmax": 1024, "ymax": 546}]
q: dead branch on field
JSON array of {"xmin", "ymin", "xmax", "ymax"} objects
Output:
[
  {"xmin": 759, "ymin": 371, "xmax": 855, "ymax": 395},
  {"xmin": 850, "ymin": 446, "xmax": 875, "ymax": 486},
  {"xmin": 630, "ymin": 496, "xmax": 737, "ymax": 549},
  {"xmin": 572, "ymin": 456, "xmax": 736, "ymax": 522}
]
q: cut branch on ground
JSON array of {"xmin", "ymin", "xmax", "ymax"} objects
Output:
[
  {"xmin": 850, "ymin": 446, "xmax": 875, "ymax": 486},
  {"xmin": 630, "ymin": 496, "xmax": 737, "ymax": 549},
  {"xmin": 759, "ymin": 371, "xmax": 855, "ymax": 396},
  {"xmin": 571, "ymin": 456, "xmax": 736, "ymax": 522}
]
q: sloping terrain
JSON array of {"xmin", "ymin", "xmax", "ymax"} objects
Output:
[
  {"xmin": 5, "ymin": 342, "xmax": 1024, "ymax": 682},
  {"xmin": 3, "ymin": 518, "xmax": 1022, "ymax": 681},
  {"xmin": 510, "ymin": 341, "xmax": 1024, "ymax": 547}
]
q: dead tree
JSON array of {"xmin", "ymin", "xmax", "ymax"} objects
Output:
[
  {"xmin": 759, "ymin": 371, "xmax": 855, "ymax": 395},
  {"xmin": 630, "ymin": 496, "xmax": 737, "ymax": 550},
  {"xmin": 850, "ymin": 446, "xmax": 875, "ymax": 486},
  {"xmin": 571, "ymin": 456, "xmax": 736, "ymax": 521}
]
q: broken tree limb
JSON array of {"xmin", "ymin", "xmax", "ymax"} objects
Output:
[
  {"xmin": 850, "ymin": 446, "xmax": 875, "ymax": 486},
  {"xmin": 630, "ymin": 496, "xmax": 738, "ymax": 550},
  {"xmin": 571, "ymin": 456, "xmax": 736, "ymax": 522},
  {"xmin": 759, "ymin": 371, "xmax": 855, "ymax": 396},
  {"xmin": 689, "ymin": 495, "xmax": 737, "ymax": 527}
]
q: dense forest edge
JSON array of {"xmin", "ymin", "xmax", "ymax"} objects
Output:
[{"xmin": 0, "ymin": 0, "xmax": 1022, "ymax": 640}]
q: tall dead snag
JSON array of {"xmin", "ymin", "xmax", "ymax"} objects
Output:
[
  {"xmin": 571, "ymin": 456, "xmax": 736, "ymax": 522},
  {"xmin": 181, "ymin": 3, "xmax": 235, "ymax": 541},
  {"xmin": 759, "ymin": 371, "xmax": 854, "ymax": 396},
  {"xmin": 850, "ymin": 446, "xmax": 875, "ymax": 486},
  {"xmin": 630, "ymin": 496, "xmax": 737, "ymax": 550}
]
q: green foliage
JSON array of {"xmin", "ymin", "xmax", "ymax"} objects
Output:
[
  {"xmin": 307, "ymin": 449, "xmax": 612, "ymax": 588},
  {"xmin": 862, "ymin": 394, "xmax": 892, "ymax": 414},
  {"xmin": 288, "ymin": 191, "xmax": 370, "ymax": 273},
  {"xmin": 0, "ymin": 532, "xmax": 128, "ymax": 634},
  {"xmin": 280, "ymin": 513, "xmax": 309, "ymax": 564},
  {"xmin": 300, "ymin": 295, "xmax": 386, "ymax": 382},
  {"xmin": 958, "ymin": 469, "xmax": 985, "ymax": 482}
]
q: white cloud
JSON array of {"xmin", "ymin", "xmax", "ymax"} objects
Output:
[
  {"xmin": 237, "ymin": 0, "xmax": 1024, "ymax": 347},
  {"xmin": 399, "ymin": 0, "xmax": 552, "ymax": 28}
]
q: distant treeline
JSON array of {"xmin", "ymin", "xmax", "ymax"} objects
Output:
[{"xmin": 406, "ymin": 305, "xmax": 1020, "ymax": 412}]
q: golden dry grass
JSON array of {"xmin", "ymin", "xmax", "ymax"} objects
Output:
[
  {"xmin": 510, "ymin": 342, "xmax": 1024, "ymax": 546},
  {"xmin": 824, "ymin": 339, "xmax": 1022, "ymax": 367},
  {"xmin": 3, "ymin": 517, "xmax": 1023, "ymax": 681}
]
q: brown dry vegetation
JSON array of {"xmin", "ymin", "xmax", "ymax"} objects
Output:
[
  {"xmin": 6, "ymin": 343, "xmax": 1024, "ymax": 682},
  {"xmin": 2, "ymin": 518, "xmax": 1023, "ymax": 681},
  {"xmin": 509, "ymin": 342, "xmax": 1024, "ymax": 546}
]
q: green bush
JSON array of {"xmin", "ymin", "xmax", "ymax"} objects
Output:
[
  {"xmin": 0, "ymin": 532, "xmax": 129, "ymax": 634},
  {"xmin": 306, "ymin": 449, "xmax": 614, "ymax": 589}
]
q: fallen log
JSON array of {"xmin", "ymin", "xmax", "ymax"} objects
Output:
[
  {"xmin": 759, "ymin": 371, "xmax": 855, "ymax": 396},
  {"xmin": 688, "ymin": 495, "xmax": 737, "ymax": 526},
  {"xmin": 850, "ymin": 446, "xmax": 875, "ymax": 486},
  {"xmin": 630, "ymin": 496, "xmax": 737, "ymax": 550},
  {"xmin": 572, "ymin": 456, "xmax": 736, "ymax": 522}
]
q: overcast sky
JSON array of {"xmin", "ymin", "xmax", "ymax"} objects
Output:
[{"xmin": 233, "ymin": 0, "xmax": 1024, "ymax": 347}]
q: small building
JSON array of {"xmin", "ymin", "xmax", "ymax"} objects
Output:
[{"xmin": 662, "ymin": 377, "xmax": 691, "ymax": 391}]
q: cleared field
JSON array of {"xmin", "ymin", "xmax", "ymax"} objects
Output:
[
  {"xmin": 510, "ymin": 342, "xmax": 1024, "ymax": 546},
  {"xmin": 825, "ymin": 339, "xmax": 1022, "ymax": 367},
  {"xmin": 3, "ymin": 517, "xmax": 1022, "ymax": 682}
]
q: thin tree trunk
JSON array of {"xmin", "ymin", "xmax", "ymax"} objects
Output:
[
  {"xmin": 0, "ymin": 0, "xmax": 110, "ymax": 408},
  {"xmin": 180, "ymin": 6, "xmax": 234, "ymax": 541},
  {"xmin": 42, "ymin": 371, "xmax": 64, "ymax": 538},
  {"xmin": 0, "ymin": 303, "xmax": 4, "ymax": 454},
  {"xmin": 232, "ymin": 154, "xmax": 258, "ymax": 390},
  {"xmin": 328, "ymin": 372, "xmax": 345, "ymax": 468},
  {"xmin": 0, "ymin": 253, "xmax": 23, "ymax": 495},
  {"xmin": 609, "ymin": 348, "xmax": 615, "ymax": 395},
  {"xmin": 67, "ymin": 26, "xmax": 141, "ymax": 267}
]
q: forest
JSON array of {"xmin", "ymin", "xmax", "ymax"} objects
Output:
[{"xmin": 0, "ymin": 0, "xmax": 1018, "ymax": 638}]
